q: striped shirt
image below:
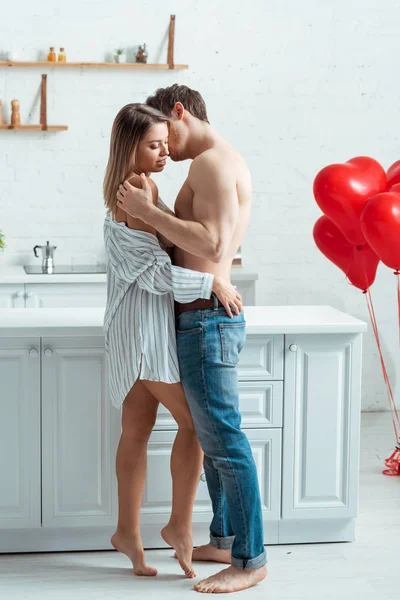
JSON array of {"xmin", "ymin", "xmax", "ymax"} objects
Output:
[{"xmin": 103, "ymin": 213, "xmax": 214, "ymax": 408}]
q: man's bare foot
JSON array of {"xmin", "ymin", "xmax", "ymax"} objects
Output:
[
  {"xmin": 161, "ymin": 523, "xmax": 196, "ymax": 578},
  {"xmin": 111, "ymin": 531, "xmax": 157, "ymax": 576},
  {"xmin": 174, "ymin": 543, "xmax": 231, "ymax": 564},
  {"xmin": 194, "ymin": 564, "xmax": 267, "ymax": 594}
]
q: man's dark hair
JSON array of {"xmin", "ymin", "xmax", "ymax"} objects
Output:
[{"xmin": 146, "ymin": 84, "xmax": 209, "ymax": 123}]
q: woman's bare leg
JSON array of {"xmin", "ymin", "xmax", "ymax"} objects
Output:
[
  {"xmin": 142, "ymin": 381, "xmax": 203, "ymax": 579},
  {"xmin": 111, "ymin": 380, "xmax": 159, "ymax": 576}
]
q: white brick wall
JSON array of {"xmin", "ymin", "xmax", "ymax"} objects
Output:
[{"xmin": 1, "ymin": 0, "xmax": 399, "ymax": 411}]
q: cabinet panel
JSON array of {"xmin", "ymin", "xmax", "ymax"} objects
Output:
[
  {"xmin": 41, "ymin": 336, "xmax": 120, "ymax": 527},
  {"xmin": 142, "ymin": 428, "xmax": 281, "ymax": 522},
  {"xmin": 239, "ymin": 381, "xmax": 283, "ymax": 428},
  {"xmin": 0, "ymin": 338, "xmax": 41, "ymax": 528},
  {"xmin": 282, "ymin": 333, "xmax": 362, "ymax": 520},
  {"xmin": 25, "ymin": 283, "xmax": 107, "ymax": 308},
  {"xmin": 155, "ymin": 381, "xmax": 283, "ymax": 430},
  {"xmin": 238, "ymin": 335, "xmax": 284, "ymax": 380}
]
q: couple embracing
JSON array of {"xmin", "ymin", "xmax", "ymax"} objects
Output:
[{"xmin": 103, "ymin": 84, "xmax": 266, "ymax": 594}]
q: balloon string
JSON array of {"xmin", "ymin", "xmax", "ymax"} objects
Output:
[
  {"xmin": 396, "ymin": 272, "xmax": 400, "ymax": 345},
  {"xmin": 366, "ymin": 289, "xmax": 400, "ymax": 442}
]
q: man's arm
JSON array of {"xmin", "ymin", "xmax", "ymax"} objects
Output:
[
  {"xmin": 116, "ymin": 155, "xmax": 239, "ymax": 262},
  {"xmin": 156, "ymin": 198, "xmax": 176, "ymax": 248}
]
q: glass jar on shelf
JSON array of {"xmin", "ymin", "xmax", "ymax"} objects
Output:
[{"xmin": 48, "ymin": 47, "xmax": 56, "ymax": 61}]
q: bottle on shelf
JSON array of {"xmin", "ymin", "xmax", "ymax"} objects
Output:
[
  {"xmin": 11, "ymin": 99, "xmax": 21, "ymax": 126},
  {"xmin": 58, "ymin": 47, "xmax": 66, "ymax": 62},
  {"xmin": 48, "ymin": 47, "xmax": 56, "ymax": 62}
]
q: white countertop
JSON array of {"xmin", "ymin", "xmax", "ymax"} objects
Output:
[
  {"xmin": 0, "ymin": 266, "xmax": 258, "ymax": 284},
  {"xmin": 0, "ymin": 305, "xmax": 367, "ymax": 337}
]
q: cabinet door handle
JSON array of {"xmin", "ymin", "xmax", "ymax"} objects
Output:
[
  {"xmin": 200, "ymin": 472, "xmax": 206, "ymax": 482},
  {"xmin": 29, "ymin": 348, "xmax": 39, "ymax": 357},
  {"xmin": 289, "ymin": 344, "xmax": 298, "ymax": 352},
  {"xmin": 44, "ymin": 348, "xmax": 53, "ymax": 357}
]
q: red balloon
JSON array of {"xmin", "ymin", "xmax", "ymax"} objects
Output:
[
  {"xmin": 313, "ymin": 156, "xmax": 387, "ymax": 246},
  {"xmin": 361, "ymin": 190, "xmax": 400, "ymax": 270},
  {"xmin": 313, "ymin": 215, "xmax": 379, "ymax": 291},
  {"xmin": 386, "ymin": 160, "xmax": 400, "ymax": 189}
]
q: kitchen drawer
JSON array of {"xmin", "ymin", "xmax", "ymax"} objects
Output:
[
  {"xmin": 154, "ymin": 380, "xmax": 283, "ymax": 430},
  {"xmin": 141, "ymin": 428, "xmax": 282, "ymax": 523},
  {"xmin": 239, "ymin": 380, "xmax": 283, "ymax": 428},
  {"xmin": 238, "ymin": 334, "xmax": 284, "ymax": 380}
]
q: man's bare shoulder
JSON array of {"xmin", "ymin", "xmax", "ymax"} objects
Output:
[
  {"xmin": 189, "ymin": 146, "xmax": 249, "ymax": 180},
  {"xmin": 189, "ymin": 149, "xmax": 234, "ymax": 184}
]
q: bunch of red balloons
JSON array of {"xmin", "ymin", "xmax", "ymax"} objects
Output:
[{"xmin": 313, "ymin": 156, "xmax": 400, "ymax": 291}]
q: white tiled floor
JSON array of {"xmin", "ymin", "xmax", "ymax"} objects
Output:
[{"xmin": 1, "ymin": 413, "xmax": 399, "ymax": 599}]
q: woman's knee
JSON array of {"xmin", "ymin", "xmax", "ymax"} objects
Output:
[
  {"xmin": 174, "ymin": 407, "xmax": 197, "ymax": 432},
  {"xmin": 121, "ymin": 406, "xmax": 157, "ymax": 441}
]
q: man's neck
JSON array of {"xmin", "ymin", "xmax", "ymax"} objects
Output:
[{"xmin": 185, "ymin": 120, "xmax": 221, "ymax": 160}]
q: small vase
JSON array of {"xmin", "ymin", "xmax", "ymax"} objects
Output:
[{"xmin": 114, "ymin": 54, "xmax": 125, "ymax": 64}]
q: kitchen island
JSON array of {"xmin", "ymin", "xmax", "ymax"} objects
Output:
[{"xmin": 0, "ymin": 305, "xmax": 367, "ymax": 553}]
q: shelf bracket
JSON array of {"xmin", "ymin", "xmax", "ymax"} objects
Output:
[
  {"xmin": 40, "ymin": 74, "xmax": 47, "ymax": 131},
  {"xmin": 167, "ymin": 15, "xmax": 175, "ymax": 69}
]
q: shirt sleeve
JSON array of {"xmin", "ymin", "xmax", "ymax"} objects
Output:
[{"xmin": 108, "ymin": 232, "xmax": 213, "ymax": 302}]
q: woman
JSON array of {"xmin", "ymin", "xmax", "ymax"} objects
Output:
[{"xmin": 103, "ymin": 104, "xmax": 242, "ymax": 579}]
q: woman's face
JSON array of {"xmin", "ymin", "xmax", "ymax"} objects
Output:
[{"xmin": 135, "ymin": 122, "xmax": 169, "ymax": 173}]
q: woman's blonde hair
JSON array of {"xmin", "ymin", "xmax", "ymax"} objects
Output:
[{"xmin": 103, "ymin": 103, "xmax": 169, "ymax": 213}]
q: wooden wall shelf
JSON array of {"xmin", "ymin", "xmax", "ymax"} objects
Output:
[
  {"xmin": 0, "ymin": 61, "xmax": 188, "ymax": 70},
  {"xmin": 0, "ymin": 15, "xmax": 186, "ymax": 71},
  {"xmin": 0, "ymin": 125, "xmax": 68, "ymax": 131},
  {"xmin": 0, "ymin": 74, "xmax": 67, "ymax": 132},
  {"xmin": 0, "ymin": 16, "xmax": 184, "ymax": 133}
]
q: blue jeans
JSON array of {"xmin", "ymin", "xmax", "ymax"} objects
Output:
[{"xmin": 176, "ymin": 299, "xmax": 267, "ymax": 570}]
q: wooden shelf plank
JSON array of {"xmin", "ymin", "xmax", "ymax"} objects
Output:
[
  {"xmin": 0, "ymin": 61, "xmax": 188, "ymax": 70},
  {"xmin": 0, "ymin": 125, "xmax": 68, "ymax": 131}
]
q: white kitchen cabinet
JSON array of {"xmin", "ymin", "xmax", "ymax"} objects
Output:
[
  {"xmin": 0, "ymin": 285, "xmax": 25, "ymax": 308},
  {"xmin": 282, "ymin": 334, "xmax": 362, "ymax": 527},
  {"xmin": 0, "ymin": 338, "xmax": 41, "ymax": 529},
  {"xmin": 0, "ymin": 306, "xmax": 366, "ymax": 552},
  {"xmin": 41, "ymin": 336, "xmax": 120, "ymax": 528},
  {"xmin": 24, "ymin": 283, "xmax": 107, "ymax": 308}
]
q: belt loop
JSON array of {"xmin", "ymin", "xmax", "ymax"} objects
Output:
[{"xmin": 213, "ymin": 293, "xmax": 219, "ymax": 310}]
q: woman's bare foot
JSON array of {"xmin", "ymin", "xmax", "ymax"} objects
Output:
[
  {"xmin": 174, "ymin": 543, "xmax": 231, "ymax": 564},
  {"xmin": 194, "ymin": 564, "xmax": 267, "ymax": 594},
  {"xmin": 111, "ymin": 531, "xmax": 157, "ymax": 576},
  {"xmin": 161, "ymin": 523, "xmax": 196, "ymax": 578}
]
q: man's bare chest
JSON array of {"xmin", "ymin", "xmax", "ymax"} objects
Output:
[{"xmin": 174, "ymin": 179, "xmax": 195, "ymax": 220}]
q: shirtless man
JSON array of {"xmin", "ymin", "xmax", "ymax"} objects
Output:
[{"xmin": 116, "ymin": 84, "xmax": 267, "ymax": 594}]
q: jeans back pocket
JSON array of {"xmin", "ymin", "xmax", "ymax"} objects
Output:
[{"xmin": 219, "ymin": 322, "xmax": 246, "ymax": 365}]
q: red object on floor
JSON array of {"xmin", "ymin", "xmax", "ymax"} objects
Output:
[{"xmin": 383, "ymin": 443, "xmax": 400, "ymax": 476}]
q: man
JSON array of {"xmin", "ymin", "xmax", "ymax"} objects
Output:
[{"xmin": 116, "ymin": 84, "xmax": 267, "ymax": 594}]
